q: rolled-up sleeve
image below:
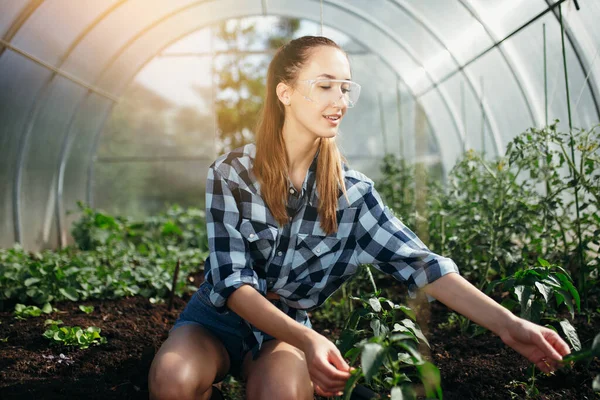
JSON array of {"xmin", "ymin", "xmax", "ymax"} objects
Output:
[
  {"xmin": 205, "ymin": 165, "xmax": 263, "ymax": 312},
  {"xmin": 354, "ymin": 184, "xmax": 459, "ymax": 300}
]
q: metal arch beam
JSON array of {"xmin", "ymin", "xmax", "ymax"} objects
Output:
[
  {"xmin": 544, "ymin": 0, "xmax": 600, "ymax": 122},
  {"xmin": 456, "ymin": 0, "xmax": 539, "ymax": 128},
  {"xmin": 386, "ymin": 0, "xmax": 503, "ymax": 157}
]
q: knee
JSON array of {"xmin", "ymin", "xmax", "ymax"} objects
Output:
[{"xmin": 148, "ymin": 354, "xmax": 212, "ymax": 400}]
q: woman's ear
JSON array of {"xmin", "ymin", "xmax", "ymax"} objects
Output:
[{"xmin": 276, "ymin": 82, "xmax": 291, "ymax": 106}]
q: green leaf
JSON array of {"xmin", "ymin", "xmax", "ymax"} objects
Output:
[
  {"xmin": 559, "ymin": 320, "xmax": 581, "ymax": 351},
  {"xmin": 368, "ymin": 298, "xmax": 382, "ymax": 313},
  {"xmin": 402, "ymin": 318, "xmax": 430, "ymax": 348},
  {"xmin": 24, "ymin": 277, "xmax": 41, "ymax": 287},
  {"xmin": 343, "ymin": 370, "xmax": 362, "ymax": 400},
  {"xmin": 59, "ymin": 287, "xmax": 78, "ymax": 301},
  {"xmin": 417, "ymin": 361, "xmax": 442, "ymax": 399},
  {"xmin": 79, "ymin": 305, "xmax": 94, "ymax": 314},
  {"xmin": 593, "ymin": 375, "xmax": 600, "ymax": 391},
  {"xmin": 397, "ymin": 305, "xmax": 416, "ymax": 321},
  {"xmin": 41, "ymin": 303, "xmax": 53, "ymax": 314},
  {"xmin": 361, "ymin": 343, "xmax": 386, "ymax": 382},
  {"xmin": 534, "ymin": 282, "xmax": 552, "ymax": 303},
  {"xmin": 391, "ymin": 387, "xmax": 404, "ymax": 400},
  {"xmin": 537, "ymin": 257, "xmax": 550, "ymax": 267}
]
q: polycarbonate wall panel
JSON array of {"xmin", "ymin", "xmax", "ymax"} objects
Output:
[
  {"xmin": 9, "ymin": 0, "xmax": 118, "ymax": 67},
  {"xmin": 502, "ymin": 14, "xmax": 596, "ymax": 130},
  {"xmin": 464, "ymin": 0, "xmax": 548, "ymax": 40},
  {"xmin": 0, "ymin": 51, "xmax": 53, "ymax": 248},
  {"xmin": 0, "ymin": 0, "xmax": 30, "ymax": 35},
  {"xmin": 61, "ymin": 95, "xmax": 114, "ymax": 246},
  {"xmin": 439, "ymin": 73, "xmax": 497, "ymax": 156},
  {"xmin": 20, "ymin": 76, "xmax": 87, "ymax": 250},
  {"xmin": 94, "ymin": 161, "xmax": 208, "ymax": 220},
  {"xmin": 462, "ymin": 48, "xmax": 534, "ymax": 150},
  {"xmin": 96, "ymin": 0, "xmax": 264, "ymax": 95},
  {"xmin": 418, "ymin": 89, "xmax": 463, "ymax": 171},
  {"xmin": 344, "ymin": 0, "xmax": 456, "ymax": 83},
  {"xmin": 403, "ymin": 0, "xmax": 494, "ymax": 65}
]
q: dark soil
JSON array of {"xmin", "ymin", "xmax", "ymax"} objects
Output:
[{"xmin": 1, "ymin": 278, "xmax": 598, "ymax": 400}]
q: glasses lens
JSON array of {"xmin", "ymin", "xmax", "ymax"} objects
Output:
[{"xmin": 307, "ymin": 79, "xmax": 361, "ymax": 108}]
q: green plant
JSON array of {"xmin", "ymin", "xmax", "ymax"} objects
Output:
[
  {"xmin": 43, "ymin": 322, "xmax": 107, "ymax": 349},
  {"xmin": 13, "ymin": 303, "xmax": 53, "ymax": 320},
  {"xmin": 561, "ymin": 332, "xmax": 600, "ymax": 392},
  {"xmin": 337, "ymin": 293, "xmax": 442, "ymax": 400},
  {"xmin": 78, "ymin": 305, "xmax": 94, "ymax": 314}
]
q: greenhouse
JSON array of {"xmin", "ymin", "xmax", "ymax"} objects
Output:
[{"xmin": 0, "ymin": 0, "xmax": 598, "ymax": 399}]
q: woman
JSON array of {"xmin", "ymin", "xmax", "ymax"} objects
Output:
[{"xmin": 148, "ymin": 36, "xmax": 570, "ymax": 400}]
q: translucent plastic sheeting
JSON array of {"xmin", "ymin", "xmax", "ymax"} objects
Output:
[
  {"xmin": 464, "ymin": 0, "xmax": 549, "ymax": 40},
  {"xmin": 8, "ymin": 0, "xmax": 120, "ymax": 67},
  {"xmin": 94, "ymin": 160, "xmax": 208, "ymax": 220},
  {"xmin": 0, "ymin": 51, "xmax": 52, "ymax": 249},
  {"xmin": 503, "ymin": 12, "xmax": 597, "ymax": 131},
  {"xmin": 0, "ymin": 0, "xmax": 31, "ymax": 36},
  {"xmin": 20, "ymin": 76, "xmax": 87, "ymax": 250},
  {"xmin": 61, "ymin": 95, "xmax": 114, "ymax": 247},
  {"xmin": 402, "ymin": 0, "xmax": 494, "ymax": 66},
  {"xmin": 441, "ymin": 73, "xmax": 497, "ymax": 156}
]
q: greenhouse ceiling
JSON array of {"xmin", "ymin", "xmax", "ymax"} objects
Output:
[{"xmin": 0, "ymin": 0, "xmax": 599, "ymax": 251}]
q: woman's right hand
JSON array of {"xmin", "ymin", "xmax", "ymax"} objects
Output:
[{"xmin": 301, "ymin": 330, "xmax": 352, "ymax": 397}]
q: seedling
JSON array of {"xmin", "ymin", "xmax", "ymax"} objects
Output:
[{"xmin": 43, "ymin": 323, "xmax": 107, "ymax": 349}]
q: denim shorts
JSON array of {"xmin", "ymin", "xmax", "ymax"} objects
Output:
[{"xmin": 170, "ymin": 281, "xmax": 310, "ymax": 378}]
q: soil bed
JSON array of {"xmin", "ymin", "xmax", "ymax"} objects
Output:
[{"xmin": 1, "ymin": 282, "xmax": 598, "ymax": 400}]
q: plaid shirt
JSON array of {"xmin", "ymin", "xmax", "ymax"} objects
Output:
[{"xmin": 204, "ymin": 143, "xmax": 459, "ymax": 349}]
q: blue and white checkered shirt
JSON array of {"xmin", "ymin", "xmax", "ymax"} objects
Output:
[{"xmin": 204, "ymin": 143, "xmax": 459, "ymax": 350}]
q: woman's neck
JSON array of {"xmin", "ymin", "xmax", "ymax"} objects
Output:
[{"xmin": 281, "ymin": 119, "xmax": 320, "ymax": 181}]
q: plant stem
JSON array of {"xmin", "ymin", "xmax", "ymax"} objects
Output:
[
  {"xmin": 559, "ymin": 4, "xmax": 586, "ymax": 308},
  {"xmin": 365, "ymin": 265, "xmax": 378, "ymax": 294}
]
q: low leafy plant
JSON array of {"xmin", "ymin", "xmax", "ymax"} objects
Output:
[
  {"xmin": 13, "ymin": 303, "xmax": 53, "ymax": 320},
  {"xmin": 488, "ymin": 258, "xmax": 581, "ymax": 350},
  {"xmin": 337, "ymin": 293, "xmax": 442, "ymax": 400},
  {"xmin": 43, "ymin": 322, "xmax": 107, "ymax": 349},
  {"xmin": 78, "ymin": 305, "xmax": 94, "ymax": 314}
]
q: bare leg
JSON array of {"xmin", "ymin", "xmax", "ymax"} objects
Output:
[
  {"xmin": 148, "ymin": 325, "xmax": 230, "ymax": 400},
  {"xmin": 242, "ymin": 340, "xmax": 313, "ymax": 400}
]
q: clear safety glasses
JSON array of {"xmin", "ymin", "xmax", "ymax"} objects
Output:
[{"xmin": 297, "ymin": 79, "xmax": 361, "ymax": 108}]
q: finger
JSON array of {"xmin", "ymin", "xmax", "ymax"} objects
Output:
[
  {"xmin": 310, "ymin": 372, "xmax": 346, "ymax": 395},
  {"xmin": 313, "ymin": 382, "xmax": 338, "ymax": 398},
  {"xmin": 316, "ymin": 358, "xmax": 351, "ymax": 381},
  {"xmin": 329, "ymin": 349, "xmax": 351, "ymax": 372},
  {"xmin": 535, "ymin": 331, "xmax": 564, "ymax": 361},
  {"xmin": 543, "ymin": 330, "xmax": 571, "ymax": 357}
]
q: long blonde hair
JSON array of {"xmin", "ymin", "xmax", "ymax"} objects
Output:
[{"xmin": 253, "ymin": 36, "xmax": 348, "ymax": 235}]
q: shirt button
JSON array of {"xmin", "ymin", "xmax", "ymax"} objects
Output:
[
  {"xmin": 316, "ymin": 248, "xmax": 321, "ymax": 254},
  {"xmin": 277, "ymin": 251, "xmax": 283, "ymax": 256},
  {"xmin": 249, "ymin": 233, "xmax": 255, "ymax": 239},
  {"xmin": 289, "ymin": 188, "xmax": 295, "ymax": 194}
]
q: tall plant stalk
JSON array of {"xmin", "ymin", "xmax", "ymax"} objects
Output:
[{"xmin": 559, "ymin": 4, "xmax": 586, "ymax": 307}]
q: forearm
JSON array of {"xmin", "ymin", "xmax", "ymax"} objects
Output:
[
  {"xmin": 226, "ymin": 284, "xmax": 315, "ymax": 350},
  {"xmin": 423, "ymin": 272, "xmax": 517, "ymax": 337}
]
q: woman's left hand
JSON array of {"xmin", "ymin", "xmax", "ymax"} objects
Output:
[{"xmin": 499, "ymin": 316, "xmax": 571, "ymax": 373}]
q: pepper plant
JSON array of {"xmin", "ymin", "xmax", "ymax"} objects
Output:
[{"xmin": 337, "ymin": 292, "xmax": 442, "ymax": 400}]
